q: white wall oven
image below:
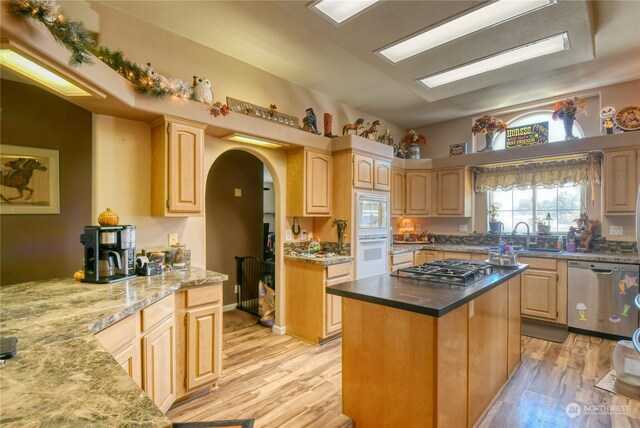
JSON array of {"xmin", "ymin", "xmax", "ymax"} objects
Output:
[{"xmin": 355, "ymin": 193, "xmax": 390, "ymax": 279}]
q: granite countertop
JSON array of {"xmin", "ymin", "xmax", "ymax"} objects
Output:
[
  {"xmin": 391, "ymin": 243, "xmax": 639, "ymax": 264},
  {"xmin": 327, "ymin": 265, "xmax": 527, "ymax": 317},
  {"xmin": 0, "ymin": 268, "xmax": 227, "ymax": 427},
  {"xmin": 284, "ymin": 254, "xmax": 354, "ymax": 266}
]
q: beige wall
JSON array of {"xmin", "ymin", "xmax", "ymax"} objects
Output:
[
  {"xmin": 418, "ymin": 80, "xmax": 640, "ymax": 160},
  {"xmin": 1, "ymin": 79, "xmax": 93, "ymax": 285},
  {"xmin": 91, "ymin": 3, "xmax": 406, "ymax": 141}
]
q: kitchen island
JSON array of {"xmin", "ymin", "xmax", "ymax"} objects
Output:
[
  {"xmin": 0, "ymin": 268, "xmax": 226, "ymax": 427},
  {"xmin": 327, "ymin": 264, "xmax": 527, "ymax": 428}
]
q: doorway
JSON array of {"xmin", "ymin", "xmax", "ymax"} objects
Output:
[{"xmin": 205, "ymin": 150, "xmax": 276, "ymax": 330}]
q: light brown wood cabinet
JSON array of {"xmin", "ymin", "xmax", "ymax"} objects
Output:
[
  {"xmin": 390, "ymin": 251, "xmax": 414, "ymax": 271},
  {"xmin": 414, "ymin": 249, "xmax": 441, "ymax": 265},
  {"xmin": 94, "ymin": 284, "xmax": 224, "ymax": 413},
  {"xmin": 285, "ymin": 260, "xmax": 352, "ymax": 343},
  {"xmin": 287, "ymin": 149, "xmax": 332, "ymax": 216},
  {"xmin": 390, "ymin": 168, "xmax": 405, "ymax": 215},
  {"xmin": 140, "ymin": 294, "xmax": 176, "ymax": 413},
  {"xmin": 507, "ymin": 275, "xmax": 521, "ymax": 377},
  {"xmin": 519, "ymin": 257, "xmax": 567, "ymax": 324},
  {"xmin": 151, "ymin": 117, "xmax": 205, "ymax": 216},
  {"xmin": 603, "ymin": 149, "xmax": 638, "ymax": 214},
  {"xmin": 180, "ymin": 284, "xmax": 223, "ymax": 394},
  {"xmin": 352, "ymin": 154, "xmax": 391, "ymax": 191},
  {"xmin": 94, "ymin": 312, "xmax": 142, "ymax": 389},
  {"xmin": 405, "ymin": 170, "xmax": 431, "ymax": 215},
  {"xmin": 433, "ymin": 167, "xmax": 472, "ymax": 217}
]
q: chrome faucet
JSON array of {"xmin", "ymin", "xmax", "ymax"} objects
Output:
[{"xmin": 512, "ymin": 222, "xmax": 530, "ymax": 249}]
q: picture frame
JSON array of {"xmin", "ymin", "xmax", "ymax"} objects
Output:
[{"xmin": 0, "ymin": 145, "xmax": 60, "ymax": 214}]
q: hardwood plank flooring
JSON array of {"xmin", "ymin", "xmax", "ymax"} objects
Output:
[{"xmin": 167, "ymin": 327, "xmax": 640, "ymax": 427}]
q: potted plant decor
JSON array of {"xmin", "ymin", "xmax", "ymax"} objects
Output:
[{"xmin": 488, "ymin": 203, "xmax": 502, "ymax": 234}]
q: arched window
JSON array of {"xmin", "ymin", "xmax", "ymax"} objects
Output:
[{"xmin": 491, "ymin": 110, "xmax": 585, "ymax": 150}]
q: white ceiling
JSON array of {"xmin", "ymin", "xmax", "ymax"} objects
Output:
[{"xmin": 96, "ymin": 1, "xmax": 640, "ymax": 128}]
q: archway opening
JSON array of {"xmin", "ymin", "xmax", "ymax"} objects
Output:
[{"xmin": 205, "ymin": 150, "xmax": 276, "ymax": 331}]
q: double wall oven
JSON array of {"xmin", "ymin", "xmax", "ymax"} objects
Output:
[{"xmin": 355, "ymin": 193, "xmax": 389, "ymax": 280}]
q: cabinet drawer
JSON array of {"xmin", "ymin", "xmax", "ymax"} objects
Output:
[
  {"xmin": 327, "ymin": 263, "xmax": 352, "ymax": 279},
  {"xmin": 95, "ymin": 313, "xmax": 138, "ymax": 354},
  {"xmin": 519, "ymin": 257, "xmax": 557, "ymax": 270},
  {"xmin": 392, "ymin": 252, "xmax": 414, "ymax": 265},
  {"xmin": 142, "ymin": 294, "xmax": 175, "ymax": 332},
  {"xmin": 186, "ymin": 284, "xmax": 222, "ymax": 308}
]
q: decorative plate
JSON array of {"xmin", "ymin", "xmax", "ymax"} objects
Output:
[{"xmin": 615, "ymin": 106, "xmax": 640, "ymax": 131}]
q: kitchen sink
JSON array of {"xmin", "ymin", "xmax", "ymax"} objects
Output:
[{"xmin": 519, "ymin": 248, "xmax": 565, "ymax": 254}]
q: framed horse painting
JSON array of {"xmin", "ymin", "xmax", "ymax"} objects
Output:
[{"xmin": 0, "ymin": 145, "xmax": 60, "ymax": 214}]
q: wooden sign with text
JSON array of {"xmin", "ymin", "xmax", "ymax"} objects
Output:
[{"xmin": 506, "ymin": 122, "xmax": 549, "ymax": 148}]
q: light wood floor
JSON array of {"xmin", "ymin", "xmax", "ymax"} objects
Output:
[{"xmin": 167, "ymin": 326, "xmax": 640, "ymax": 428}]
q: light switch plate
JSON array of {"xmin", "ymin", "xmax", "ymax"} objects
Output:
[
  {"xmin": 234, "ymin": 188, "xmax": 242, "ymax": 197},
  {"xmin": 459, "ymin": 224, "xmax": 468, "ymax": 232},
  {"xmin": 285, "ymin": 230, "xmax": 292, "ymax": 241},
  {"xmin": 610, "ymin": 226, "xmax": 623, "ymax": 236}
]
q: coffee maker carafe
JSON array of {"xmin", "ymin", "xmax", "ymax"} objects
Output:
[{"xmin": 80, "ymin": 225, "xmax": 137, "ymax": 284}]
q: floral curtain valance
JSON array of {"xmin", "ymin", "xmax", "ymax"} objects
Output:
[{"xmin": 474, "ymin": 153, "xmax": 601, "ymax": 194}]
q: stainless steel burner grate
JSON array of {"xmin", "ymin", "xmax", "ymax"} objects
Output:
[{"xmin": 391, "ymin": 259, "xmax": 494, "ymax": 285}]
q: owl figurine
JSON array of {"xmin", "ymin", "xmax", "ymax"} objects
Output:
[{"xmin": 192, "ymin": 76, "xmax": 213, "ymax": 104}]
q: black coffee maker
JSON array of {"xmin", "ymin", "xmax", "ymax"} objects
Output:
[{"xmin": 80, "ymin": 225, "xmax": 137, "ymax": 284}]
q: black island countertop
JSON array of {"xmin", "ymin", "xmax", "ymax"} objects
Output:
[{"xmin": 327, "ymin": 264, "xmax": 528, "ymax": 317}]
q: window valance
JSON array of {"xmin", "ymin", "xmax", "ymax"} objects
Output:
[{"xmin": 474, "ymin": 153, "xmax": 601, "ymax": 194}]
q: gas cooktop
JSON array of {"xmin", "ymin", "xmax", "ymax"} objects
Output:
[{"xmin": 391, "ymin": 259, "xmax": 494, "ymax": 285}]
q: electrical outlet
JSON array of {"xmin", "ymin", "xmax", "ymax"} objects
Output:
[
  {"xmin": 234, "ymin": 284, "xmax": 240, "ymax": 294},
  {"xmin": 234, "ymin": 188, "xmax": 242, "ymax": 197},
  {"xmin": 610, "ymin": 226, "xmax": 623, "ymax": 236},
  {"xmin": 285, "ymin": 230, "xmax": 292, "ymax": 241},
  {"xmin": 459, "ymin": 224, "xmax": 468, "ymax": 232},
  {"xmin": 168, "ymin": 233, "xmax": 178, "ymax": 246}
]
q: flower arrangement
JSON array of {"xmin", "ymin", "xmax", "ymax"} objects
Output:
[
  {"xmin": 471, "ymin": 115, "xmax": 508, "ymax": 135},
  {"xmin": 552, "ymin": 96, "xmax": 586, "ymax": 121},
  {"xmin": 400, "ymin": 129, "xmax": 427, "ymax": 150}
]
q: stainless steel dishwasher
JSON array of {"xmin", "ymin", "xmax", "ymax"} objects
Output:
[{"xmin": 568, "ymin": 260, "xmax": 640, "ymax": 338}]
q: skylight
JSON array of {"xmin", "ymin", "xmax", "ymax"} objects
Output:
[
  {"xmin": 379, "ymin": 0, "xmax": 556, "ymax": 63},
  {"xmin": 313, "ymin": 0, "xmax": 380, "ymax": 25}
]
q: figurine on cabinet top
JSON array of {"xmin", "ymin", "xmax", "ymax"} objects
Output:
[
  {"xmin": 342, "ymin": 118, "xmax": 364, "ymax": 135},
  {"xmin": 360, "ymin": 120, "xmax": 380, "ymax": 140},
  {"xmin": 600, "ymin": 106, "xmax": 616, "ymax": 135},
  {"xmin": 192, "ymin": 76, "xmax": 213, "ymax": 104},
  {"xmin": 302, "ymin": 108, "xmax": 321, "ymax": 134}
]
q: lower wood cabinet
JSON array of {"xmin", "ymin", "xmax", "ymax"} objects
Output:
[
  {"xmin": 519, "ymin": 257, "xmax": 567, "ymax": 324},
  {"xmin": 413, "ymin": 249, "xmax": 441, "ymax": 265},
  {"xmin": 178, "ymin": 284, "xmax": 223, "ymax": 394},
  {"xmin": 285, "ymin": 260, "xmax": 352, "ymax": 344},
  {"xmin": 142, "ymin": 316, "xmax": 176, "ymax": 413},
  {"xmin": 390, "ymin": 251, "xmax": 414, "ymax": 272},
  {"xmin": 94, "ymin": 282, "xmax": 224, "ymax": 414}
]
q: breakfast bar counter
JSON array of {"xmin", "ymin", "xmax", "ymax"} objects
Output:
[
  {"xmin": 328, "ymin": 265, "xmax": 527, "ymax": 427},
  {"xmin": 0, "ymin": 268, "xmax": 227, "ymax": 427}
]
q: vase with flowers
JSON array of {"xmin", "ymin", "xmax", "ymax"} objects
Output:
[
  {"xmin": 400, "ymin": 130, "xmax": 427, "ymax": 159},
  {"xmin": 471, "ymin": 115, "xmax": 507, "ymax": 152},
  {"xmin": 552, "ymin": 96, "xmax": 586, "ymax": 140}
]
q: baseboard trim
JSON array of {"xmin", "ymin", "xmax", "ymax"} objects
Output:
[
  {"xmin": 272, "ymin": 325, "xmax": 286, "ymax": 335},
  {"xmin": 223, "ymin": 303, "xmax": 238, "ymax": 312}
]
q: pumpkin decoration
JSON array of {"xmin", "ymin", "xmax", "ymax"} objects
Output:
[
  {"xmin": 97, "ymin": 208, "xmax": 119, "ymax": 226},
  {"xmin": 73, "ymin": 270, "xmax": 84, "ymax": 281}
]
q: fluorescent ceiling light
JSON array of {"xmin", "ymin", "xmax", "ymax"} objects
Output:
[
  {"xmin": 223, "ymin": 133, "xmax": 288, "ymax": 149},
  {"xmin": 0, "ymin": 49, "xmax": 92, "ymax": 97},
  {"xmin": 379, "ymin": 0, "xmax": 555, "ymax": 63},
  {"xmin": 420, "ymin": 33, "xmax": 569, "ymax": 88},
  {"xmin": 313, "ymin": 0, "xmax": 379, "ymax": 24}
]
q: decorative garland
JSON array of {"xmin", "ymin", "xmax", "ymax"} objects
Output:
[{"xmin": 9, "ymin": 0, "xmax": 224, "ymax": 107}]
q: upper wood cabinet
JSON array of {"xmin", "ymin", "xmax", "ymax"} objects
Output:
[
  {"xmin": 390, "ymin": 168, "xmax": 405, "ymax": 216},
  {"xmin": 352, "ymin": 154, "xmax": 391, "ymax": 191},
  {"xmin": 603, "ymin": 149, "xmax": 638, "ymax": 214},
  {"xmin": 287, "ymin": 148, "xmax": 332, "ymax": 217},
  {"xmin": 434, "ymin": 167, "xmax": 472, "ymax": 217},
  {"xmin": 353, "ymin": 153, "xmax": 374, "ymax": 189},
  {"xmin": 373, "ymin": 159, "xmax": 391, "ymax": 191},
  {"xmin": 151, "ymin": 117, "xmax": 205, "ymax": 216},
  {"xmin": 405, "ymin": 170, "xmax": 431, "ymax": 216}
]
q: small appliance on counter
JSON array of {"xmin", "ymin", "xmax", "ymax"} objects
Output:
[{"xmin": 80, "ymin": 225, "xmax": 137, "ymax": 284}]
